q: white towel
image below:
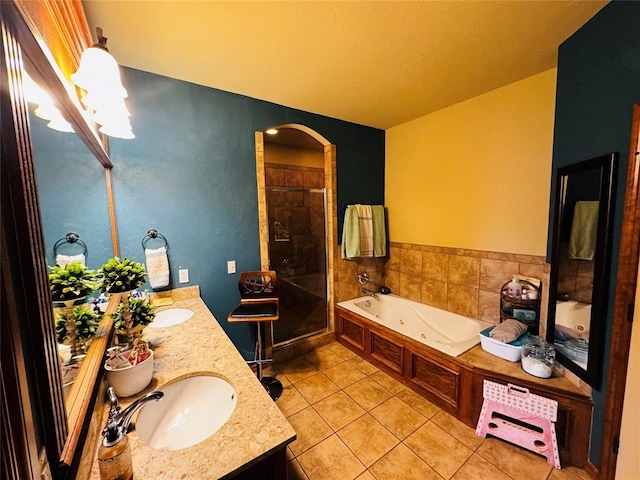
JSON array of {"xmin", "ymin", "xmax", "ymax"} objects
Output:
[
  {"xmin": 355, "ymin": 204, "xmax": 373, "ymax": 257},
  {"xmin": 145, "ymin": 246, "xmax": 170, "ymax": 289},
  {"xmin": 56, "ymin": 253, "xmax": 86, "ymax": 268}
]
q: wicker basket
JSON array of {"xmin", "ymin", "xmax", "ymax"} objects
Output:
[{"xmin": 500, "ymin": 279, "xmax": 541, "ymax": 335}]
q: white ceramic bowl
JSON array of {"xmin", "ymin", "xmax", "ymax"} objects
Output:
[{"xmin": 105, "ymin": 349, "xmax": 154, "ymax": 397}]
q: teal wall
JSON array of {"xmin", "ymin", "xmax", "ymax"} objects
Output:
[
  {"xmin": 33, "ymin": 67, "xmax": 385, "ymax": 359},
  {"xmin": 550, "ymin": 0, "xmax": 640, "ymax": 466}
]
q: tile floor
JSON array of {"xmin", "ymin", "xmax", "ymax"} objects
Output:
[{"xmin": 267, "ymin": 341, "xmax": 592, "ymax": 480}]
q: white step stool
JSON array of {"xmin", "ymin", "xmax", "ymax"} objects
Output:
[{"xmin": 475, "ymin": 380, "xmax": 561, "ymax": 469}]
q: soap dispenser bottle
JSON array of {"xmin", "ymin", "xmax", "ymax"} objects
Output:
[{"xmin": 98, "ymin": 387, "xmax": 163, "ymax": 480}]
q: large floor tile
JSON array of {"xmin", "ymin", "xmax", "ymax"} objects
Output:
[
  {"xmin": 277, "ymin": 385, "xmax": 310, "ymax": 417},
  {"xmin": 322, "ymin": 361, "xmax": 366, "ymax": 389},
  {"xmin": 297, "ymin": 434, "xmax": 366, "ymax": 480},
  {"xmin": 451, "ymin": 453, "xmax": 513, "ymax": 480},
  {"xmin": 280, "ymin": 357, "xmax": 321, "ymax": 383},
  {"xmin": 369, "ymin": 370, "xmax": 406, "ymax": 394},
  {"xmin": 337, "ymin": 414, "xmax": 399, "ymax": 467},
  {"xmin": 369, "ymin": 443, "xmax": 444, "ymax": 480},
  {"xmin": 355, "ymin": 471, "xmax": 376, "ymax": 480},
  {"xmin": 405, "ymin": 422, "xmax": 473, "ymax": 479},
  {"xmin": 287, "ymin": 407, "xmax": 333, "ymax": 456},
  {"xmin": 370, "ymin": 396, "xmax": 427, "ymax": 439},
  {"xmin": 431, "ymin": 410, "xmax": 483, "ymax": 450},
  {"xmin": 395, "ymin": 388, "xmax": 441, "ymax": 419},
  {"xmin": 327, "ymin": 342, "xmax": 358, "ymax": 360},
  {"xmin": 547, "ymin": 467, "xmax": 589, "ymax": 480},
  {"xmin": 287, "ymin": 458, "xmax": 310, "ymax": 480},
  {"xmin": 344, "ymin": 377, "xmax": 393, "ymax": 411},
  {"xmin": 295, "ymin": 372, "xmax": 340, "ymax": 404},
  {"xmin": 305, "ymin": 349, "xmax": 345, "ymax": 370},
  {"xmin": 476, "ymin": 438, "xmax": 552, "ymax": 480},
  {"xmin": 313, "ymin": 391, "xmax": 366, "ymax": 431},
  {"xmin": 347, "ymin": 355, "xmax": 379, "ymax": 375}
]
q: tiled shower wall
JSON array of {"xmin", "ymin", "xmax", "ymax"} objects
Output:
[{"xmin": 336, "ymin": 242, "xmax": 550, "ymax": 335}]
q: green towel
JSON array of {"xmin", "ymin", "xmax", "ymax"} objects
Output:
[
  {"xmin": 569, "ymin": 201, "xmax": 599, "ymax": 260},
  {"xmin": 372, "ymin": 205, "xmax": 387, "ymax": 258},
  {"xmin": 341, "ymin": 205, "xmax": 361, "ymax": 259}
]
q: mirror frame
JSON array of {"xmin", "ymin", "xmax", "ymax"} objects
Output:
[
  {"xmin": 2, "ymin": 2, "xmax": 116, "ymax": 477},
  {"xmin": 547, "ymin": 152, "xmax": 618, "ymax": 389}
]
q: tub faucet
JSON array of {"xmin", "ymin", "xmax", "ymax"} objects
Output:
[
  {"xmin": 358, "ymin": 272, "xmax": 374, "ymax": 285},
  {"xmin": 362, "ymin": 287, "xmax": 377, "ymax": 297}
]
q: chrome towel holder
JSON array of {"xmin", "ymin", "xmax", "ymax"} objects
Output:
[
  {"xmin": 141, "ymin": 229, "xmax": 168, "ymax": 250},
  {"xmin": 53, "ymin": 232, "xmax": 88, "ymax": 256}
]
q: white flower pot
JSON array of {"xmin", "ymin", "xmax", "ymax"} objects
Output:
[{"xmin": 105, "ymin": 349, "xmax": 154, "ymax": 397}]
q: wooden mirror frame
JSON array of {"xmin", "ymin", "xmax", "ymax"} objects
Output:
[
  {"xmin": 546, "ymin": 152, "xmax": 618, "ymax": 389},
  {"xmin": 2, "ymin": 2, "xmax": 116, "ymax": 477}
]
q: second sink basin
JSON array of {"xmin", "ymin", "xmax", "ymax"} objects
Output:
[
  {"xmin": 136, "ymin": 375, "xmax": 237, "ymax": 450},
  {"xmin": 149, "ymin": 308, "xmax": 194, "ymax": 328}
]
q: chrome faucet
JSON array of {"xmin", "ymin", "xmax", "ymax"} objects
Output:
[
  {"xmin": 358, "ymin": 271, "xmax": 374, "ymax": 284},
  {"xmin": 104, "ymin": 387, "xmax": 163, "ymax": 439},
  {"xmin": 362, "ymin": 287, "xmax": 377, "ymax": 297}
]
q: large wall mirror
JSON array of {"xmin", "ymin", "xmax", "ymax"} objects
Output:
[
  {"xmin": 2, "ymin": 2, "xmax": 117, "ymax": 477},
  {"xmin": 547, "ymin": 152, "xmax": 618, "ymax": 389}
]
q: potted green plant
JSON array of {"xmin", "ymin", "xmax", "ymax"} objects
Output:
[
  {"xmin": 97, "ymin": 257, "xmax": 146, "ymax": 294},
  {"xmin": 55, "ymin": 305, "xmax": 101, "ymax": 356},
  {"xmin": 48, "ymin": 262, "xmax": 97, "ymax": 355},
  {"xmin": 112, "ymin": 298, "xmax": 156, "ymax": 343},
  {"xmin": 98, "ymin": 257, "xmax": 147, "ymax": 346},
  {"xmin": 48, "ymin": 262, "xmax": 97, "ymax": 304}
]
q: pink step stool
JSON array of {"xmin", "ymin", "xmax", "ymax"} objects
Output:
[{"xmin": 475, "ymin": 380, "xmax": 561, "ymax": 469}]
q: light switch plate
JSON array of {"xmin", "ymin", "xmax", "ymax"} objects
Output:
[
  {"xmin": 179, "ymin": 268, "xmax": 189, "ymax": 283},
  {"xmin": 227, "ymin": 260, "xmax": 236, "ymax": 274}
]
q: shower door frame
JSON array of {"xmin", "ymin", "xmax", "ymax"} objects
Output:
[
  {"xmin": 265, "ymin": 186, "xmax": 329, "ymax": 347},
  {"xmin": 255, "ymin": 126, "xmax": 338, "ymax": 357}
]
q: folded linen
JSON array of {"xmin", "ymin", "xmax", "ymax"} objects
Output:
[
  {"xmin": 145, "ymin": 246, "xmax": 170, "ymax": 289},
  {"xmin": 371, "ymin": 205, "xmax": 386, "ymax": 258},
  {"xmin": 56, "ymin": 253, "xmax": 86, "ymax": 268},
  {"xmin": 490, "ymin": 319, "xmax": 528, "ymax": 344},
  {"xmin": 355, "ymin": 204, "xmax": 373, "ymax": 257}
]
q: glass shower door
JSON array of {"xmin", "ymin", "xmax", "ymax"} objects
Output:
[{"xmin": 266, "ymin": 187, "xmax": 328, "ymax": 346}]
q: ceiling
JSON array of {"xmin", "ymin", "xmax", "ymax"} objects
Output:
[{"xmin": 82, "ymin": 1, "xmax": 608, "ymax": 130}]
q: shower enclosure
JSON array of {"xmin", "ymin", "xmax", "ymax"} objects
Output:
[{"xmin": 266, "ymin": 186, "xmax": 328, "ymax": 346}]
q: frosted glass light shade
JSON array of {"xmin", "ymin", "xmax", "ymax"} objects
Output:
[
  {"xmin": 71, "ymin": 46, "xmax": 123, "ymax": 91},
  {"xmin": 99, "ymin": 122, "xmax": 134, "ymax": 139}
]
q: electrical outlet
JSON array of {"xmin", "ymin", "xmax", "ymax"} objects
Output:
[
  {"xmin": 227, "ymin": 260, "xmax": 236, "ymax": 274},
  {"xmin": 179, "ymin": 268, "xmax": 189, "ymax": 283}
]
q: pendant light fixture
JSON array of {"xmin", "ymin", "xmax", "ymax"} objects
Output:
[{"xmin": 72, "ymin": 27, "xmax": 134, "ymax": 139}]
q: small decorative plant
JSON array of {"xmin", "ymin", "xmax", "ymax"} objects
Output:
[
  {"xmin": 98, "ymin": 257, "xmax": 147, "ymax": 347},
  {"xmin": 97, "ymin": 257, "xmax": 146, "ymax": 293},
  {"xmin": 112, "ymin": 298, "xmax": 156, "ymax": 339},
  {"xmin": 55, "ymin": 305, "xmax": 101, "ymax": 356},
  {"xmin": 48, "ymin": 262, "xmax": 97, "ymax": 302}
]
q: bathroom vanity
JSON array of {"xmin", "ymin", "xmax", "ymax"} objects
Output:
[{"xmin": 87, "ymin": 287, "xmax": 296, "ymax": 479}]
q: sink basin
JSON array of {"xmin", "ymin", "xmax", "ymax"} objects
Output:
[
  {"xmin": 149, "ymin": 308, "xmax": 194, "ymax": 328},
  {"xmin": 136, "ymin": 375, "xmax": 237, "ymax": 450}
]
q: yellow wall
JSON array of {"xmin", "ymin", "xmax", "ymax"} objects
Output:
[
  {"xmin": 264, "ymin": 143, "xmax": 324, "ymax": 168},
  {"xmin": 386, "ymin": 69, "xmax": 557, "ymax": 256}
]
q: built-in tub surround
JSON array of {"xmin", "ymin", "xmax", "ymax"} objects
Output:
[
  {"xmin": 335, "ymin": 302, "xmax": 593, "ymax": 467},
  {"xmin": 87, "ymin": 286, "xmax": 295, "ymax": 479},
  {"xmin": 338, "ymin": 295, "xmax": 491, "ymax": 357}
]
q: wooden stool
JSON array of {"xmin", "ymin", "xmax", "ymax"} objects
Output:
[{"xmin": 228, "ymin": 271, "xmax": 283, "ymax": 401}]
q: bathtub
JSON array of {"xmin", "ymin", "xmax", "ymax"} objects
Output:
[{"xmin": 337, "ymin": 294, "xmax": 492, "ymax": 357}]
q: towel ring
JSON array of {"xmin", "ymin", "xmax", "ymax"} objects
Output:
[
  {"xmin": 141, "ymin": 229, "xmax": 168, "ymax": 250},
  {"xmin": 53, "ymin": 232, "xmax": 88, "ymax": 256}
]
